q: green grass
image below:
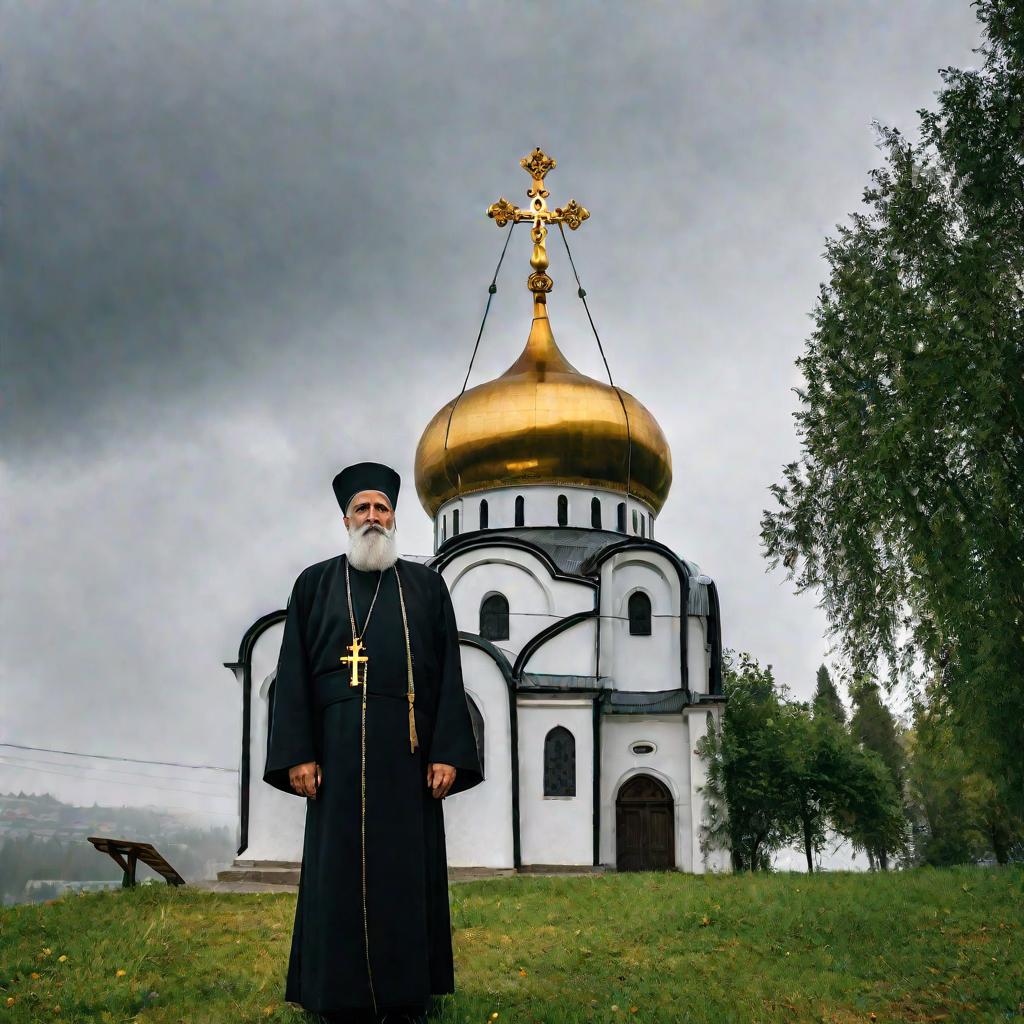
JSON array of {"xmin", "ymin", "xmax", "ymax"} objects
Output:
[{"xmin": 1, "ymin": 868, "xmax": 1021, "ymax": 1023}]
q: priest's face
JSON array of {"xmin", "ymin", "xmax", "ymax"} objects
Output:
[
  {"xmin": 345, "ymin": 490, "xmax": 398, "ymax": 571},
  {"xmin": 344, "ymin": 490, "xmax": 395, "ymax": 532}
]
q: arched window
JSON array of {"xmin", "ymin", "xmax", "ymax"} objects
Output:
[
  {"xmin": 479, "ymin": 498, "xmax": 488, "ymax": 530},
  {"xmin": 480, "ymin": 593, "xmax": 509, "ymax": 641},
  {"xmin": 617, "ymin": 502, "xmax": 626, "ymax": 533},
  {"xmin": 467, "ymin": 696, "xmax": 485, "ymax": 777},
  {"xmin": 632, "ymin": 509, "xmax": 639, "ymax": 534},
  {"xmin": 515, "ymin": 495, "xmax": 525, "ymax": 527},
  {"xmin": 544, "ymin": 726, "xmax": 576, "ymax": 797},
  {"xmin": 628, "ymin": 591, "xmax": 652, "ymax": 635},
  {"xmin": 640, "ymin": 514, "xmax": 646, "ymax": 538},
  {"xmin": 591, "ymin": 496, "xmax": 602, "ymax": 529},
  {"xmin": 557, "ymin": 493, "xmax": 568, "ymax": 526},
  {"xmin": 453, "ymin": 508, "xmax": 460, "ymax": 536}
]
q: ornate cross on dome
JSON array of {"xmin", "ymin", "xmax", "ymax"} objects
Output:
[{"xmin": 487, "ymin": 148, "xmax": 589, "ymax": 298}]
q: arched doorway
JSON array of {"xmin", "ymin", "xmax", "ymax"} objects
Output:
[{"xmin": 615, "ymin": 774, "xmax": 674, "ymax": 871}]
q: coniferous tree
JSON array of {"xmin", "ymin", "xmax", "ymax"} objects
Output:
[{"xmin": 812, "ymin": 664, "xmax": 846, "ymax": 725}]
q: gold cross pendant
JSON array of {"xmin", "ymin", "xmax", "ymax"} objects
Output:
[{"xmin": 341, "ymin": 636, "xmax": 368, "ymax": 688}]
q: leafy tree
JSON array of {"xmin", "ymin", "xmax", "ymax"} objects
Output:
[
  {"xmin": 698, "ymin": 653, "xmax": 797, "ymax": 870},
  {"xmin": 760, "ymin": 0, "xmax": 1024, "ymax": 808},
  {"xmin": 812, "ymin": 664, "xmax": 846, "ymax": 725},
  {"xmin": 907, "ymin": 683, "xmax": 1023, "ymax": 865}
]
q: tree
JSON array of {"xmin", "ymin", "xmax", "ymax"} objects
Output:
[
  {"xmin": 698, "ymin": 653, "xmax": 798, "ymax": 870},
  {"xmin": 760, "ymin": 0, "xmax": 1024, "ymax": 809},
  {"xmin": 907, "ymin": 683, "xmax": 1023, "ymax": 865},
  {"xmin": 812, "ymin": 664, "xmax": 846, "ymax": 725}
]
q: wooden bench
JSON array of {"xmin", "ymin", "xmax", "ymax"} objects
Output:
[{"xmin": 87, "ymin": 837, "xmax": 186, "ymax": 888}]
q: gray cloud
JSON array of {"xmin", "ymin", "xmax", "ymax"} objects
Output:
[{"xmin": 2, "ymin": 0, "xmax": 980, "ymax": 811}]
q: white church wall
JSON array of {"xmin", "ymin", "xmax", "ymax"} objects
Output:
[
  {"xmin": 520, "ymin": 618, "xmax": 598, "ymax": 677},
  {"xmin": 442, "ymin": 646, "xmax": 515, "ymax": 868},
  {"xmin": 517, "ymin": 699, "xmax": 594, "ymax": 866},
  {"xmin": 244, "ymin": 621, "xmax": 307, "ymax": 863},
  {"xmin": 600, "ymin": 716, "xmax": 693, "ymax": 872},
  {"xmin": 443, "ymin": 548, "xmax": 593, "ymax": 663},
  {"xmin": 600, "ymin": 553, "xmax": 681, "ymax": 692},
  {"xmin": 687, "ymin": 618, "xmax": 708, "ymax": 695},
  {"xmin": 684, "ymin": 706, "xmax": 730, "ymax": 873},
  {"xmin": 435, "ymin": 484, "xmax": 655, "ymax": 541}
]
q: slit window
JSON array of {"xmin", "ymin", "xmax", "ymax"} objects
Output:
[
  {"xmin": 617, "ymin": 502, "xmax": 626, "ymax": 533},
  {"xmin": 543, "ymin": 726, "xmax": 576, "ymax": 797},
  {"xmin": 479, "ymin": 499, "xmax": 488, "ymax": 530},
  {"xmin": 453, "ymin": 508, "xmax": 460, "ymax": 536},
  {"xmin": 480, "ymin": 593, "xmax": 509, "ymax": 641},
  {"xmin": 591, "ymin": 496, "xmax": 602, "ymax": 529},
  {"xmin": 515, "ymin": 495, "xmax": 525, "ymax": 527},
  {"xmin": 557, "ymin": 493, "xmax": 568, "ymax": 526},
  {"xmin": 628, "ymin": 591, "xmax": 652, "ymax": 636}
]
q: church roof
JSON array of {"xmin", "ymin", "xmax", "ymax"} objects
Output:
[{"xmin": 432, "ymin": 526, "xmax": 713, "ymax": 615}]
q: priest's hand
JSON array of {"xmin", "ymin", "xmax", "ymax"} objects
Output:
[
  {"xmin": 289, "ymin": 761, "xmax": 322, "ymax": 799},
  {"xmin": 427, "ymin": 763, "xmax": 456, "ymax": 799}
]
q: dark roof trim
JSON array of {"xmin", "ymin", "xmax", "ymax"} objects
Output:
[
  {"xmin": 706, "ymin": 579, "xmax": 724, "ymax": 696},
  {"xmin": 431, "ymin": 534, "xmax": 599, "ymax": 589},
  {"xmin": 512, "ymin": 608, "xmax": 598, "ymax": 679},
  {"xmin": 225, "ymin": 607, "xmax": 286, "ymax": 859}
]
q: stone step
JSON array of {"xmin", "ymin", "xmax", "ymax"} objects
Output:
[{"xmin": 217, "ymin": 863, "xmax": 300, "ymax": 885}]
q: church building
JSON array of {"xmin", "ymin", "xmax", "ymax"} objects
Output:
[{"xmin": 224, "ymin": 151, "xmax": 729, "ymax": 875}]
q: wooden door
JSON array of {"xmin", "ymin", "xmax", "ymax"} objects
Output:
[{"xmin": 615, "ymin": 774, "xmax": 674, "ymax": 871}]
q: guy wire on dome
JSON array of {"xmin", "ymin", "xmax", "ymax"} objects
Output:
[{"xmin": 442, "ymin": 148, "xmax": 635, "ymax": 504}]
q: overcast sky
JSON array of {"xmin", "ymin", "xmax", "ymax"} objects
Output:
[{"xmin": 2, "ymin": 1, "xmax": 982, "ymax": 821}]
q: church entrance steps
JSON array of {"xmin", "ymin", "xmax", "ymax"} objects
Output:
[{"xmin": 217, "ymin": 862, "xmax": 301, "ymax": 885}]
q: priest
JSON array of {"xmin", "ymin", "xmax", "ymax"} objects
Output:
[{"xmin": 264, "ymin": 461, "xmax": 483, "ymax": 1024}]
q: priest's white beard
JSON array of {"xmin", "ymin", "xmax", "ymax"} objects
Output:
[{"xmin": 347, "ymin": 521, "xmax": 399, "ymax": 572}]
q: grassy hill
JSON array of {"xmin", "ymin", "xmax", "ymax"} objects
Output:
[{"xmin": 1, "ymin": 867, "xmax": 1021, "ymax": 1023}]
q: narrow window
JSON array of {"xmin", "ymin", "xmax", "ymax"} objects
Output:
[
  {"xmin": 442, "ymin": 515, "xmax": 447, "ymax": 542},
  {"xmin": 467, "ymin": 696, "xmax": 485, "ymax": 777},
  {"xmin": 515, "ymin": 495, "xmax": 525, "ymax": 527},
  {"xmin": 480, "ymin": 593, "xmax": 509, "ymax": 641},
  {"xmin": 628, "ymin": 591, "xmax": 652, "ymax": 636},
  {"xmin": 557, "ymin": 493, "xmax": 568, "ymax": 526},
  {"xmin": 632, "ymin": 509, "xmax": 638, "ymax": 534},
  {"xmin": 453, "ymin": 508, "xmax": 460, "ymax": 536},
  {"xmin": 591, "ymin": 496, "xmax": 602, "ymax": 529},
  {"xmin": 544, "ymin": 726, "xmax": 576, "ymax": 797},
  {"xmin": 479, "ymin": 498, "xmax": 489, "ymax": 530},
  {"xmin": 648, "ymin": 514, "xmax": 654, "ymax": 539},
  {"xmin": 640, "ymin": 514, "xmax": 646, "ymax": 538},
  {"xmin": 616, "ymin": 502, "xmax": 626, "ymax": 533}
]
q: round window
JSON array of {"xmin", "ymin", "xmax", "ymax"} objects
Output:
[{"xmin": 630, "ymin": 741, "xmax": 656, "ymax": 755}]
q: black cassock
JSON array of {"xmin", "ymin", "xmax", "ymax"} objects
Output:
[{"xmin": 263, "ymin": 555, "xmax": 482, "ymax": 1015}]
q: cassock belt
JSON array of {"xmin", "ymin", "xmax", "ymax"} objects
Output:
[{"xmin": 313, "ymin": 670, "xmax": 412, "ymax": 714}]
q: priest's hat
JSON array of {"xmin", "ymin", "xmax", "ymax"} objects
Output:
[{"xmin": 332, "ymin": 462, "xmax": 401, "ymax": 514}]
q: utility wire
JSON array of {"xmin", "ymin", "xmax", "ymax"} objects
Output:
[
  {"xmin": 0, "ymin": 742, "xmax": 237, "ymax": 774},
  {"xmin": 0, "ymin": 752, "xmax": 235, "ymax": 790},
  {"xmin": 0, "ymin": 755, "xmax": 237, "ymax": 800}
]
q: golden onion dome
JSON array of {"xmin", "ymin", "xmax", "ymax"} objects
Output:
[{"xmin": 414, "ymin": 298, "xmax": 673, "ymax": 517}]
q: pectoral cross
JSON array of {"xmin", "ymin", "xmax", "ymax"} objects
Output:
[
  {"xmin": 341, "ymin": 637, "xmax": 368, "ymax": 688},
  {"xmin": 487, "ymin": 148, "xmax": 590, "ymax": 298}
]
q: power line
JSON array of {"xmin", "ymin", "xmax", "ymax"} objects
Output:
[
  {"xmin": 0, "ymin": 756, "xmax": 237, "ymax": 800},
  {"xmin": 0, "ymin": 752, "xmax": 236, "ymax": 790},
  {"xmin": 0, "ymin": 742, "xmax": 237, "ymax": 774}
]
